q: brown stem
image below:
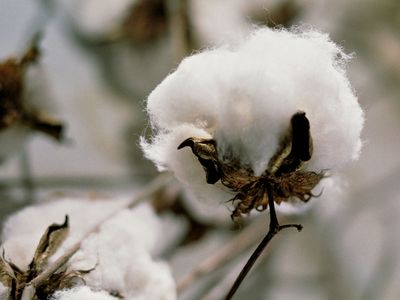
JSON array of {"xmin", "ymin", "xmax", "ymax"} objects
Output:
[
  {"xmin": 224, "ymin": 185, "xmax": 302, "ymax": 300},
  {"xmin": 176, "ymin": 216, "xmax": 267, "ymax": 294}
]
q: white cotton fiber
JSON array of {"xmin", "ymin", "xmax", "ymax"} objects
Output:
[
  {"xmin": 0, "ymin": 197, "xmax": 176, "ymax": 300},
  {"xmin": 52, "ymin": 286, "xmax": 118, "ymax": 300},
  {"xmin": 142, "ymin": 27, "xmax": 364, "ymax": 205}
]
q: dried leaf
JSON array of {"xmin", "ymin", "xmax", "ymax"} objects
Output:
[
  {"xmin": 0, "ymin": 252, "xmax": 15, "ymax": 288},
  {"xmin": 30, "ymin": 215, "xmax": 69, "ymax": 275}
]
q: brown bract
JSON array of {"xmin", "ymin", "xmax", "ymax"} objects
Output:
[{"xmin": 178, "ymin": 111, "xmax": 324, "ymax": 221}]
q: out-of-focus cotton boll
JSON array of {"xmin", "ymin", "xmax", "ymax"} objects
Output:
[
  {"xmin": 57, "ymin": 0, "xmax": 137, "ymax": 39},
  {"xmin": 142, "ymin": 27, "xmax": 364, "ymax": 207},
  {"xmin": 51, "ymin": 286, "xmax": 118, "ymax": 300},
  {"xmin": 1, "ymin": 197, "xmax": 176, "ymax": 300}
]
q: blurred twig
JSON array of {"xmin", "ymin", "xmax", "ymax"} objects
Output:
[
  {"xmin": 19, "ymin": 146, "xmax": 35, "ymax": 204},
  {"xmin": 176, "ymin": 216, "xmax": 267, "ymax": 294}
]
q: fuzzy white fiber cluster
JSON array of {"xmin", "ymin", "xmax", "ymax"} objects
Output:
[
  {"xmin": 0, "ymin": 197, "xmax": 176, "ymax": 300},
  {"xmin": 142, "ymin": 27, "xmax": 364, "ymax": 205}
]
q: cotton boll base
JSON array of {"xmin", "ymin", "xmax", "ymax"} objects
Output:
[{"xmin": 142, "ymin": 27, "xmax": 364, "ymax": 213}]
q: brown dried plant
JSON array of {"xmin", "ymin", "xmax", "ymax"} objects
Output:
[
  {"xmin": 0, "ymin": 35, "xmax": 64, "ymax": 141},
  {"xmin": 178, "ymin": 111, "xmax": 325, "ymax": 299}
]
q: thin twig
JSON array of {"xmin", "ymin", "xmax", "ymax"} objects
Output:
[
  {"xmin": 176, "ymin": 216, "xmax": 267, "ymax": 294},
  {"xmin": 202, "ymin": 243, "xmax": 274, "ymax": 300},
  {"xmin": 20, "ymin": 173, "xmax": 173, "ymax": 300},
  {"xmin": 224, "ymin": 185, "xmax": 303, "ymax": 300},
  {"xmin": 20, "ymin": 146, "xmax": 35, "ymax": 204}
]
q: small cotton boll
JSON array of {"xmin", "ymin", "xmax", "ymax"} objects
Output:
[
  {"xmin": 51, "ymin": 286, "xmax": 118, "ymax": 300},
  {"xmin": 143, "ymin": 27, "xmax": 364, "ymax": 209}
]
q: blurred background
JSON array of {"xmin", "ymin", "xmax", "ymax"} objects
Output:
[{"xmin": 0, "ymin": 0, "xmax": 399, "ymax": 299}]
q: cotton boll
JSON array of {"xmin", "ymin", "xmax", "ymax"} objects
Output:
[
  {"xmin": 1, "ymin": 197, "xmax": 176, "ymax": 299},
  {"xmin": 143, "ymin": 27, "xmax": 364, "ymax": 213},
  {"xmin": 68, "ymin": 206, "xmax": 162, "ymax": 293},
  {"xmin": 1, "ymin": 197, "xmax": 130, "ymax": 268},
  {"xmin": 52, "ymin": 286, "xmax": 118, "ymax": 300},
  {"xmin": 124, "ymin": 258, "xmax": 176, "ymax": 300}
]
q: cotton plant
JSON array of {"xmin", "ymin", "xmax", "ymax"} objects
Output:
[
  {"xmin": 141, "ymin": 27, "xmax": 364, "ymax": 297},
  {"xmin": 0, "ymin": 197, "xmax": 176, "ymax": 300}
]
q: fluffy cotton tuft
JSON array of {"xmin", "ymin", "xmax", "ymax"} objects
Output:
[
  {"xmin": 0, "ymin": 197, "xmax": 176, "ymax": 300},
  {"xmin": 142, "ymin": 27, "xmax": 364, "ymax": 205},
  {"xmin": 52, "ymin": 286, "xmax": 118, "ymax": 300}
]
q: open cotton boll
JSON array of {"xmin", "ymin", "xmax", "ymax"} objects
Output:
[
  {"xmin": 0, "ymin": 197, "xmax": 176, "ymax": 300},
  {"xmin": 1, "ymin": 197, "xmax": 131, "ymax": 268},
  {"xmin": 142, "ymin": 27, "xmax": 364, "ymax": 210}
]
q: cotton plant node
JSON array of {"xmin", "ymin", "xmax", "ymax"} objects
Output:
[
  {"xmin": 0, "ymin": 216, "xmax": 92, "ymax": 300},
  {"xmin": 0, "ymin": 35, "xmax": 64, "ymax": 141}
]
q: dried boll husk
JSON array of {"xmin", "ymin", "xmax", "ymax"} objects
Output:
[{"xmin": 0, "ymin": 216, "xmax": 76, "ymax": 300}]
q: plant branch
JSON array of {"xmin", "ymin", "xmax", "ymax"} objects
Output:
[
  {"xmin": 20, "ymin": 173, "xmax": 173, "ymax": 300},
  {"xmin": 224, "ymin": 185, "xmax": 303, "ymax": 300}
]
